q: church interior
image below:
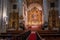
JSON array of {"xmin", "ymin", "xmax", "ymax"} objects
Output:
[{"xmin": 0, "ymin": 0, "xmax": 60, "ymax": 40}]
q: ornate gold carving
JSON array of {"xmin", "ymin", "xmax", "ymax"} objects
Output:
[
  {"xmin": 27, "ymin": 7, "xmax": 43, "ymax": 25},
  {"xmin": 48, "ymin": 9, "xmax": 59, "ymax": 30},
  {"xmin": 8, "ymin": 11, "xmax": 19, "ymax": 30}
]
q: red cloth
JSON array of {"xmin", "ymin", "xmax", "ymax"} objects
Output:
[{"xmin": 28, "ymin": 33, "xmax": 36, "ymax": 40}]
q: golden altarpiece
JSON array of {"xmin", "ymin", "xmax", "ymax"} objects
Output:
[
  {"xmin": 8, "ymin": 11, "xmax": 19, "ymax": 30},
  {"xmin": 7, "ymin": 0, "xmax": 19, "ymax": 31},
  {"xmin": 27, "ymin": 7, "xmax": 42, "ymax": 26},
  {"xmin": 23, "ymin": 0, "xmax": 44, "ymax": 30},
  {"xmin": 48, "ymin": 0, "xmax": 59, "ymax": 30},
  {"xmin": 48, "ymin": 9, "xmax": 59, "ymax": 30}
]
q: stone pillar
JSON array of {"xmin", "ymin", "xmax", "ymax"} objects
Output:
[
  {"xmin": 0, "ymin": 0, "xmax": 3, "ymax": 33},
  {"xmin": 43, "ymin": 0, "xmax": 48, "ymax": 30},
  {"xmin": 58, "ymin": 0, "xmax": 60, "ymax": 32},
  {"xmin": 18, "ymin": 0, "xmax": 23, "ymax": 23},
  {"xmin": 43, "ymin": 0, "xmax": 48, "ymax": 23},
  {"xmin": 58, "ymin": 0, "xmax": 60, "ymax": 16},
  {"xmin": 18, "ymin": 0, "xmax": 23, "ymax": 16},
  {"xmin": 1, "ymin": 0, "xmax": 8, "ymax": 33}
]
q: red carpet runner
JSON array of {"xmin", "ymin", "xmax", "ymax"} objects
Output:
[{"xmin": 28, "ymin": 32, "xmax": 37, "ymax": 40}]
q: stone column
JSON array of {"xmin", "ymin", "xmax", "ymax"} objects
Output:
[
  {"xmin": 43, "ymin": 0, "xmax": 48, "ymax": 23},
  {"xmin": 58, "ymin": 0, "xmax": 60, "ymax": 32},
  {"xmin": 0, "ymin": 0, "xmax": 3, "ymax": 33},
  {"xmin": 58, "ymin": 0, "xmax": 60, "ymax": 16},
  {"xmin": 1, "ymin": 0, "xmax": 8, "ymax": 33},
  {"xmin": 43, "ymin": 0, "xmax": 48, "ymax": 30},
  {"xmin": 18, "ymin": 0, "xmax": 23, "ymax": 23},
  {"xmin": 18, "ymin": 0, "xmax": 23, "ymax": 16}
]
